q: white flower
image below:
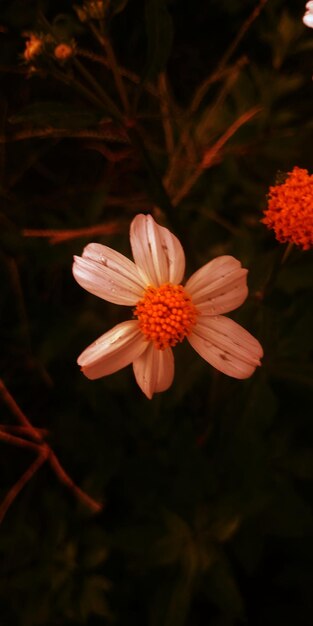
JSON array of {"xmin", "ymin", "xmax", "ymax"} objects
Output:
[
  {"xmin": 303, "ymin": 1, "xmax": 313, "ymax": 27},
  {"xmin": 73, "ymin": 214, "xmax": 263, "ymax": 399}
]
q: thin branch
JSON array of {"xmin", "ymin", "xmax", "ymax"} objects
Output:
[
  {"xmin": 72, "ymin": 56, "xmax": 123, "ymax": 121},
  {"xmin": 164, "ymin": 58, "xmax": 247, "ymax": 195},
  {"xmin": 217, "ymin": 0, "xmax": 268, "ymax": 73},
  {"xmin": 88, "ymin": 23, "xmax": 130, "ymax": 114},
  {"xmin": 189, "ymin": 57, "xmax": 248, "ymax": 116},
  {"xmin": 0, "ymin": 452, "xmax": 47, "ymax": 524},
  {"xmin": 0, "ymin": 379, "xmax": 39, "ymax": 441},
  {"xmin": 22, "ymin": 221, "xmax": 121, "ymax": 244},
  {"xmin": 76, "ymin": 48, "xmax": 158, "ymax": 96},
  {"xmin": 201, "ymin": 106, "xmax": 262, "ymax": 168},
  {"xmin": 0, "ymin": 379, "xmax": 103, "ymax": 515},
  {"xmin": 0, "ymin": 127, "xmax": 129, "ymax": 144},
  {"xmin": 49, "ymin": 453, "xmax": 102, "ymax": 513},
  {"xmin": 0, "ymin": 425, "xmax": 49, "ymax": 437},
  {"xmin": 158, "ymin": 73, "xmax": 175, "ymax": 156},
  {"xmin": 0, "ymin": 429, "xmax": 42, "ymax": 452},
  {"xmin": 172, "ymin": 106, "xmax": 261, "ymax": 206}
]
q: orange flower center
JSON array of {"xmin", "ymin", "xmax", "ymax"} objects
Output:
[{"xmin": 134, "ymin": 283, "xmax": 197, "ymax": 350}]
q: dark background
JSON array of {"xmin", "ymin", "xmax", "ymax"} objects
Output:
[{"xmin": 0, "ymin": 1, "xmax": 313, "ymax": 624}]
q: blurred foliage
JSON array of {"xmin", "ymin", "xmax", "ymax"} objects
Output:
[{"xmin": 0, "ymin": 0, "xmax": 313, "ymax": 624}]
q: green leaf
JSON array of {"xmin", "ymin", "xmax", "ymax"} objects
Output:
[{"xmin": 144, "ymin": 0, "xmax": 173, "ymax": 80}]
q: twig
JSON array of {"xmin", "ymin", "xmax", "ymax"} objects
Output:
[
  {"xmin": 22, "ymin": 221, "xmax": 121, "ymax": 244},
  {"xmin": 164, "ymin": 58, "xmax": 247, "ymax": 195},
  {"xmin": 189, "ymin": 57, "xmax": 248, "ymax": 116},
  {"xmin": 76, "ymin": 48, "xmax": 158, "ymax": 96},
  {"xmin": 0, "ymin": 425, "xmax": 49, "ymax": 437},
  {"xmin": 217, "ymin": 0, "xmax": 268, "ymax": 73},
  {"xmin": 88, "ymin": 23, "xmax": 130, "ymax": 114},
  {"xmin": 0, "ymin": 379, "xmax": 103, "ymax": 518},
  {"xmin": 158, "ymin": 73, "xmax": 175, "ymax": 155},
  {"xmin": 0, "ymin": 429, "xmax": 42, "ymax": 452},
  {"xmin": 49, "ymin": 453, "xmax": 102, "ymax": 514},
  {"xmin": 201, "ymin": 106, "xmax": 261, "ymax": 168},
  {"xmin": 0, "ymin": 453, "xmax": 48, "ymax": 524},
  {"xmin": 0, "ymin": 127, "xmax": 129, "ymax": 144},
  {"xmin": 172, "ymin": 106, "xmax": 261, "ymax": 206}
]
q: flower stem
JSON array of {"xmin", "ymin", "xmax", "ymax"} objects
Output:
[{"xmin": 89, "ymin": 22, "xmax": 130, "ymax": 114}]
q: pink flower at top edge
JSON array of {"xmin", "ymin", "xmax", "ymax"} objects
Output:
[{"xmin": 72, "ymin": 214, "xmax": 263, "ymax": 399}]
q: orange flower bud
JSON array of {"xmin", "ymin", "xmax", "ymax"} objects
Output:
[
  {"xmin": 53, "ymin": 43, "xmax": 74, "ymax": 61},
  {"xmin": 23, "ymin": 34, "xmax": 43, "ymax": 62}
]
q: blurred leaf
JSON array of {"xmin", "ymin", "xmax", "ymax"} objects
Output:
[
  {"xmin": 150, "ymin": 573, "xmax": 193, "ymax": 626},
  {"xmin": 110, "ymin": 0, "xmax": 129, "ymax": 16},
  {"xmin": 204, "ymin": 554, "xmax": 245, "ymax": 618}
]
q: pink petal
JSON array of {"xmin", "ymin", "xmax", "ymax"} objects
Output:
[
  {"xmin": 130, "ymin": 214, "xmax": 185, "ymax": 286},
  {"xmin": 188, "ymin": 315, "xmax": 263, "ymax": 379},
  {"xmin": 185, "ymin": 256, "xmax": 248, "ymax": 313},
  {"xmin": 73, "ymin": 243, "xmax": 146, "ymax": 305},
  {"xmin": 77, "ymin": 320, "xmax": 147, "ymax": 379},
  {"xmin": 133, "ymin": 344, "xmax": 174, "ymax": 399},
  {"xmin": 303, "ymin": 12, "xmax": 313, "ymax": 27}
]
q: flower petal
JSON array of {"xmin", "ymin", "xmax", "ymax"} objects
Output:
[
  {"xmin": 130, "ymin": 214, "xmax": 185, "ymax": 286},
  {"xmin": 185, "ymin": 256, "xmax": 249, "ymax": 313},
  {"xmin": 188, "ymin": 315, "xmax": 263, "ymax": 379},
  {"xmin": 77, "ymin": 320, "xmax": 147, "ymax": 379},
  {"xmin": 133, "ymin": 344, "xmax": 174, "ymax": 399},
  {"xmin": 73, "ymin": 243, "xmax": 146, "ymax": 305}
]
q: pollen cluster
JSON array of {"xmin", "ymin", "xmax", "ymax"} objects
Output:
[
  {"xmin": 262, "ymin": 166, "xmax": 313, "ymax": 250},
  {"xmin": 134, "ymin": 283, "xmax": 197, "ymax": 350}
]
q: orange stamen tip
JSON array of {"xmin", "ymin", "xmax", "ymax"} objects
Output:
[
  {"xmin": 134, "ymin": 283, "xmax": 197, "ymax": 350},
  {"xmin": 262, "ymin": 166, "xmax": 313, "ymax": 250}
]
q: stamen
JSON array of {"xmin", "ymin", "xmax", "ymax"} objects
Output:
[{"xmin": 134, "ymin": 283, "xmax": 197, "ymax": 350}]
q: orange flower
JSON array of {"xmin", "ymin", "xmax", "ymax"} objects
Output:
[
  {"xmin": 54, "ymin": 43, "xmax": 74, "ymax": 61},
  {"xmin": 262, "ymin": 166, "xmax": 313, "ymax": 250},
  {"xmin": 23, "ymin": 34, "xmax": 43, "ymax": 62}
]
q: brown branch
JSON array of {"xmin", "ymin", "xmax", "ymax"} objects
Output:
[
  {"xmin": 0, "ymin": 452, "xmax": 48, "ymax": 524},
  {"xmin": 22, "ymin": 221, "xmax": 121, "ymax": 244},
  {"xmin": 158, "ymin": 73, "xmax": 175, "ymax": 156},
  {"xmin": 0, "ymin": 379, "xmax": 39, "ymax": 440},
  {"xmin": 172, "ymin": 106, "xmax": 261, "ymax": 206},
  {"xmin": 0, "ymin": 425, "xmax": 49, "ymax": 437},
  {"xmin": 76, "ymin": 48, "xmax": 158, "ymax": 97},
  {"xmin": 0, "ymin": 429, "xmax": 42, "ymax": 452},
  {"xmin": 0, "ymin": 126, "xmax": 129, "ymax": 144},
  {"xmin": 217, "ymin": 0, "xmax": 268, "ymax": 73},
  {"xmin": 201, "ymin": 106, "xmax": 262, "ymax": 168},
  {"xmin": 0, "ymin": 379, "xmax": 103, "ymax": 517},
  {"xmin": 49, "ymin": 452, "xmax": 102, "ymax": 513}
]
